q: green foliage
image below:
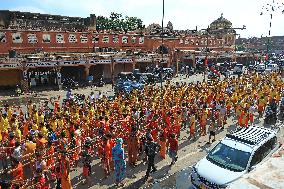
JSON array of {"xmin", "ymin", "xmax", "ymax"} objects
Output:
[
  {"xmin": 96, "ymin": 12, "xmax": 144, "ymax": 33},
  {"xmin": 236, "ymin": 44, "xmax": 246, "ymax": 51}
]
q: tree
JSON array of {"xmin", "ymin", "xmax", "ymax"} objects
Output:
[
  {"xmin": 96, "ymin": 16, "xmax": 110, "ymax": 31},
  {"xmin": 96, "ymin": 12, "xmax": 144, "ymax": 33},
  {"xmin": 110, "ymin": 12, "xmax": 122, "ymax": 31}
]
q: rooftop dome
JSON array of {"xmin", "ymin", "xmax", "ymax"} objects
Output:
[{"xmin": 210, "ymin": 13, "xmax": 232, "ymax": 30}]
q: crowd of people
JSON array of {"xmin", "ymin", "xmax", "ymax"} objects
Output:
[{"xmin": 0, "ymin": 71, "xmax": 283, "ymax": 189}]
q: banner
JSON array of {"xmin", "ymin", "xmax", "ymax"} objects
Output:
[
  {"xmin": 136, "ymin": 58, "xmax": 152, "ymax": 63},
  {"xmin": 60, "ymin": 60, "xmax": 87, "ymax": 66},
  {"xmin": 0, "ymin": 63, "xmax": 21, "ymax": 68},
  {"xmin": 89, "ymin": 59, "xmax": 111, "ymax": 64},
  {"xmin": 26, "ymin": 62, "xmax": 58, "ymax": 68},
  {"xmin": 114, "ymin": 58, "xmax": 133, "ymax": 63}
]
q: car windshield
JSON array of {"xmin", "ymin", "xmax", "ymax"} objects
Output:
[
  {"xmin": 206, "ymin": 143, "xmax": 251, "ymax": 172},
  {"xmin": 267, "ymin": 65, "xmax": 273, "ymax": 68}
]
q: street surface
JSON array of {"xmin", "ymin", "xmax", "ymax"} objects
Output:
[{"xmin": 0, "ymin": 74, "xmax": 283, "ymax": 189}]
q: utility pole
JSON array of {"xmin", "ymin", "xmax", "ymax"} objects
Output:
[
  {"xmin": 260, "ymin": 0, "xmax": 284, "ymax": 60},
  {"xmin": 266, "ymin": 36, "xmax": 270, "ymax": 58},
  {"xmin": 160, "ymin": 0, "xmax": 165, "ymax": 88},
  {"xmin": 203, "ymin": 27, "xmax": 210, "ymax": 82}
]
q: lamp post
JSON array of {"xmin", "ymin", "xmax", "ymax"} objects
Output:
[
  {"xmin": 234, "ymin": 33, "xmax": 240, "ymax": 62},
  {"xmin": 203, "ymin": 27, "xmax": 210, "ymax": 82},
  {"xmin": 111, "ymin": 55, "xmax": 114, "ymax": 89},
  {"xmin": 160, "ymin": 0, "xmax": 165, "ymax": 88},
  {"xmin": 260, "ymin": 0, "xmax": 284, "ymax": 58}
]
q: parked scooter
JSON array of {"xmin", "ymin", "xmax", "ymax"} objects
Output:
[
  {"xmin": 95, "ymin": 77, "xmax": 105, "ymax": 87},
  {"xmin": 62, "ymin": 78, "xmax": 79, "ymax": 89}
]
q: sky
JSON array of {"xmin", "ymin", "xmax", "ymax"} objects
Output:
[{"xmin": 1, "ymin": 0, "xmax": 284, "ymax": 38}]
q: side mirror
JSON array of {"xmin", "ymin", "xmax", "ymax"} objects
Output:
[
  {"xmin": 248, "ymin": 166, "xmax": 256, "ymax": 172},
  {"xmin": 203, "ymin": 148, "xmax": 210, "ymax": 153}
]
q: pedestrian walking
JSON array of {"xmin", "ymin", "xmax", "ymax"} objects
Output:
[
  {"xmin": 208, "ymin": 122, "xmax": 216, "ymax": 144},
  {"xmin": 168, "ymin": 134, "xmax": 178, "ymax": 166},
  {"xmin": 144, "ymin": 135, "xmax": 159, "ymax": 181},
  {"xmin": 112, "ymin": 138, "xmax": 126, "ymax": 187}
]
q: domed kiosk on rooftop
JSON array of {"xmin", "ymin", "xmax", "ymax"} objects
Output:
[{"xmin": 209, "ymin": 13, "xmax": 235, "ymax": 34}]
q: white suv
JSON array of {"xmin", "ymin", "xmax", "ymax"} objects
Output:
[{"xmin": 191, "ymin": 126, "xmax": 278, "ymax": 189}]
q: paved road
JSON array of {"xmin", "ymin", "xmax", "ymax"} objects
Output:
[
  {"xmin": 149, "ymin": 123, "xmax": 284, "ymax": 189},
  {"xmin": 151, "ymin": 167, "xmax": 193, "ymax": 189},
  {"xmin": 0, "ymin": 74, "xmax": 204, "ymax": 108}
]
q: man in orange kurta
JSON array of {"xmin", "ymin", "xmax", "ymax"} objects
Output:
[{"xmin": 128, "ymin": 129, "xmax": 140, "ymax": 166}]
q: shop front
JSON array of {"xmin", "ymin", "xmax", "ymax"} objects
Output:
[
  {"xmin": 0, "ymin": 69, "xmax": 22, "ymax": 89},
  {"xmin": 24, "ymin": 61, "xmax": 59, "ymax": 88},
  {"xmin": 135, "ymin": 57, "xmax": 154, "ymax": 72},
  {"xmin": 89, "ymin": 59, "xmax": 112, "ymax": 82},
  {"xmin": 26, "ymin": 67, "xmax": 58, "ymax": 88},
  {"xmin": 89, "ymin": 64, "xmax": 104, "ymax": 81},
  {"xmin": 113, "ymin": 58, "xmax": 134, "ymax": 76},
  {"xmin": 59, "ymin": 60, "xmax": 89, "ymax": 83},
  {"xmin": 0, "ymin": 63, "xmax": 23, "ymax": 89},
  {"xmin": 60, "ymin": 65, "xmax": 85, "ymax": 82}
]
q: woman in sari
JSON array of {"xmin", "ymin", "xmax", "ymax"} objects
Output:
[{"xmin": 112, "ymin": 138, "xmax": 126, "ymax": 187}]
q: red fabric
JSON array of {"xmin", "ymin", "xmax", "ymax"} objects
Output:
[
  {"xmin": 151, "ymin": 129, "xmax": 158, "ymax": 141},
  {"xmin": 204, "ymin": 56, "xmax": 208, "ymax": 66},
  {"xmin": 210, "ymin": 67, "xmax": 221, "ymax": 76},
  {"xmin": 104, "ymin": 140, "xmax": 112, "ymax": 159},
  {"xmin": 168, "ymin": 138, "xmax": 178, "ymax": 151},
  {"xmin": 7, "ymin": 139, "xmax": 15, "ymax": 155},
  {"xmin": 12, "ymin": 163, "xmax": 24, "ymax": 180}
]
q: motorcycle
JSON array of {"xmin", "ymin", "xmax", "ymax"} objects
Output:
[
  {"xmin": 95, "ymin": 78, "xmax": 105, "ymax": 87},
  {"xmin": 62, "ymin": 78, "xmax": 79, "ymax": 89}
]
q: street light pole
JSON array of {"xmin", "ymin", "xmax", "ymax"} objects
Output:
[
  {"xmin": 234, "ymin": 33, "xmax": 240, "ymax": 62},
  {"xmin": 266, "ymin": 36, "xmax": 269, "ymax": 56},
  {"xmin": 160, "ymin": 0, "xmax": 165, "ymax": 88},
  {"xmin": 203, "ymin": 27, "xmax": 209, "ymax": 82},
  {"xmin": 260, "ymin": 0, "xmax": 284, "ymax": 59}
]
